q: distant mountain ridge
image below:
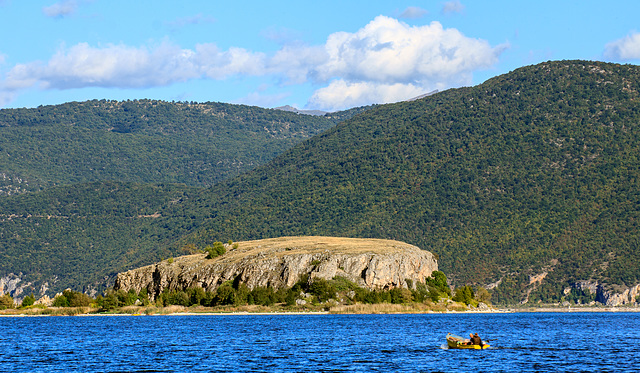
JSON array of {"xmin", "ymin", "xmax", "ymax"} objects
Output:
[
  {"xmin": 2, "ymin": 60, "xmax": 640, "ymax": 306},
  {"xmin": 0, "ymin": 99, "xmax": 361, "ymax": 195},
  {"xmin": 274, "ymin": 105, "xmax": 329, "ymax": 116}
]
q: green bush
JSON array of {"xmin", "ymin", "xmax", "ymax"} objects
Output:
[
  {"xmin": 52, "ymin": 295, "xmax": 69, "ymax": 307},
  {"xmin": 64, "ymin": 289, "xmax": 92, "ymax": 307},
  {"xmin": 187, "ymin": 287, "xmax": 206, "ymax": 306},
  {"xmin": 426, "ymin": 271, "xmax": 451, "ymax": 296},
  {"xmin": 214, "ymin": 283, "xmax": 236, "ymax": 305},
  {"xmin": 475, "ymin": 287, "xmax": 491, "ymax": 304},
  {"xmin": 309, "ymin": 279, "xmax": 336, "ymax": 303},
  {"xmin": 205, "ymin": 242, "xmax": 226, "ymax": 259},
  {"xmin": 97, "ymin": 291, "xmax": 118, "ymax": 311},
  {"xmin": 160, "ymin": 290, "xmax": 190, "ymax": 306},
  {"xmin": 452, "ymin": 285, "xmax": 478, "ymax": 306},
  {"xmin": 249, "ymin": 287, "xmax": 276, "ymax": 306},
  {"xmin": 0, "ymin": 294, "xmax": 14, "ymax": 310},
  {"xmin": 21, "ymin": 294, "xmax": 36, "ymax": 308},
  {"xmin": 138, "ymin": 288, "xmax": 150, "ymax": 306},
  {"xmin": 389, "ymin": 288, "xmax": 413, "ymax": 304},
  {"xmin": 331, "ymin": 276, "xmax": 360, "ymax": 292},
  {"xmin": 116, "ymin": 289, "xmax": 138, "ymax": 306}
]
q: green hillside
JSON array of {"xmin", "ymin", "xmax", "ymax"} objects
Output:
[
  {"xmin": 0, "ymin": 182, "xmax": 199, "ymax": 293},
  {"xmin": 2, "ymin": 60, "xmax": 640, "ymax": 304},
  {"xmin": 177, "ymin": 60, "xmax": 640, "ymax": 304},
  {"xmin": 0, "ymin": 99, "xmax": 358, "ymax": 195}
]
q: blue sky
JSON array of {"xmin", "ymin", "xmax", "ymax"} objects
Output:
[{"xmin": 1, "ymin": 0, "xmax": 639, "ymax": 111}]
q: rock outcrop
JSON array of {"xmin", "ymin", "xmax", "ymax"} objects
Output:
[
  {"xmin": 114, "ymin": 236, "xmax": 438, "ymax": 300},
  {"xmin": 570, "ymin": 281, "xmax": 640, "ymax": 306}
]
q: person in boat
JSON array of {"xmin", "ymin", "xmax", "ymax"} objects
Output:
[{"xmin": 469, "ymin": 333, "xmax": 483, "ymax": 346}]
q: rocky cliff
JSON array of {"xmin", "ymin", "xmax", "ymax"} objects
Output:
[
  {"xmin": 569, "ymin": 281, "xmax": 640, "ymax": 306},
  {"xmin": 114, "ymin": 236, "xmax": 438, "ymax": 300}
]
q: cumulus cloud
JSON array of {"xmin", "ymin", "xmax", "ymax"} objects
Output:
[
  {"xmin": 43, "ymin": 0, "xmax": 78, "ymax": 18},
  {"xmin": 317, "ymin": 17, "xmax": 503, "ymax": 84},
  {"xmin": 309, "ymin": 16, "xmax": 506, "ymax": 110},
  {"xmin": 604, "ymin": 31, "xmax": 640, "ymax": 60},
  {"xmin": 399, "ymin": 6, "xmax": 428, "ymax": 19},
  {"xmin": 442, "ymin": 0, "xmax": 465, "ymax": 15},
  {"xmin": 3, "ymin": 42, "xmax": 266, "ymax": 91},
  {"xmin": 309, "ymin": 80, "xmax": 425, "ymax": 111},
  {"xmin": 1, "ymin": 15, "xmax": 506, "ymax": 110},
  {"xmin": 269, "ymin": 44, "xmax": 327, "ymax": 84}
]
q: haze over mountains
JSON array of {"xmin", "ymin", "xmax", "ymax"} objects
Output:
[{"xmin": 1, "ymin": 60, "xmax": 639, "ymax": 305}]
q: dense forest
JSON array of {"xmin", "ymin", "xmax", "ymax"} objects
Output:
[
  {"xmin": 0, "ymin": 182, "xmax": 198, "ymax": 292},
  {"xmin": 0, "ymin": 99, "xmax": 366, "ymax": 195},
  {"xmin": 176, "ymin": 60, "xmax": 640, "ymax": 304},
  {"xmin": 1, "ymin": 60, "xmax": 640, "ymax": 304}
]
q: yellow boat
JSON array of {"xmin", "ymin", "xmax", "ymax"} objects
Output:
[{"xmin": 446, "ymin": 333, "xmax": 490, "ymax": 350}]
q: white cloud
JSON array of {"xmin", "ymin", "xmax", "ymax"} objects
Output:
[
  {"xmin": 317, "ymin": 17, "xmax": 503, "ymax": 84},
  {"xmin": 3, "ymin": 42, "xmax": 268, "ymax": 91},
  {"xmin": 43, "ymin": 0, "xmax": 78, "ymax": 18},
  {"xmin": 309, "ymin": 80, "xmax": 425, "ymax": 111},
  {"xmin": 194, "ymin": 43, "xmax": 267, "ymax": 79},
  {"xmin": 399, "ymin": 6, "xmax": 428, "ymax": 19},
  {"xmin": 0, "ymin": 15, "xmax": 506, "ymax": 110},
  {"xmin": 309, "ymin": 16, "xmax": 506, "ymax": 110},
  {"xmin": 5, "ymin": 42, "xmax": 194, "ymax": 90},
  {"xmin": 442, "ymin": 0, "xmax": 465, "ymax": 15},
  {"xmin": 604, "ymin": 31, "xmax": 640, "ymax": 60},
  {"xmin": 269, "ymin": 44, "xmax": 327, "ymax": 84}
]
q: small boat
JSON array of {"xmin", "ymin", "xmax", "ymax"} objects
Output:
[{"xmin": 446, "ymin": 333, "xmax": 490, "ymax": 350}]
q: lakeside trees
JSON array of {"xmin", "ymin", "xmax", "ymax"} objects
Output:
[{"xmin": 0, "ymin": 271, "xmax": 471, "ymax": 313}]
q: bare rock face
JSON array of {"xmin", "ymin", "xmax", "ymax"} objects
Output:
[
  {"xmin": 114, "ymin": 236, "xmax": 438, "ymax": 300},
  {"xmin": 568, "ymin": 281, "xmax": 640, "ymax": 306}
]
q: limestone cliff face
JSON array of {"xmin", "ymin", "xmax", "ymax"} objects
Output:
[
  {"xmin": 114, "ymin": 236, "xmax": 438, "ymax": 300},
  {"xmin": 570, "ymin": 281, "xmax": 640, "ymax": 306}
]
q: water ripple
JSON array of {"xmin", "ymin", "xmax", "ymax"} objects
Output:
[{"xmin": 1, "ymin": 313, "xmax": 639, "ymax": 372}]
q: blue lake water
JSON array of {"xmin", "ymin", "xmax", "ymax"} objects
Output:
[{"xmin": 1, "ymin": 312, "xmax": 639, "ymax": 372}]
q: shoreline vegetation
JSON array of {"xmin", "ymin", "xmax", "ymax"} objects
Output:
[
  {"xmin": 2, "ymin": 269, "xmax": 640, "ymax": 316},
  {"xmin": 2, "ymin": 303, "xmax": 640, "ymax": 317}
]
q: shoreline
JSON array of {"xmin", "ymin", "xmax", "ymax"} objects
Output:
[{"xmin": 2, "ymin": 305, "xmax": 640, "ymax": 317}]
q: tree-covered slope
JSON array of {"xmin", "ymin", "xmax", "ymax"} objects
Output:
[
  {"xmin": 175, "ymin": 60, "xmax": 640, "ymax": 304},
  {"xmin": 0, "ymin": 99, "xmax": 357, "ymax": 195},
  {"xmin": 2, "ymin": 60, "xmax": 640, "ymax": 304},
  {"xmin": 0, "ymin": 182, "xmax": 199, "ymax": 293}
]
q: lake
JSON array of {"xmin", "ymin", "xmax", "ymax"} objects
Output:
[{"xmin": 1, "ymin": 312, "xmax": 638, "ymax": 372}]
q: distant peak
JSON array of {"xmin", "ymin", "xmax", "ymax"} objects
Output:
[
  {"xmin": 275, "ymin": 105, "xmax": 328, "ymax": 116},
  {"xmin": 404, "ymin": 90, "xmax": 439, "ymax": 102}
]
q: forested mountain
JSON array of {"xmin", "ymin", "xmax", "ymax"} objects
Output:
[
  {"xmin": 0, "ymin": 182, "xmax": 199, "ymax": 293},
  {"xmin": 0, "ymin": 99, "xmax": 360, "ymax": 195},
  {"xmin": 2, "ymin": 60, "xmax": 640, "ymax": 304},
  {"xmin": 175, "ymin": 60, "xmax": 640, "ymax": 304}
]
